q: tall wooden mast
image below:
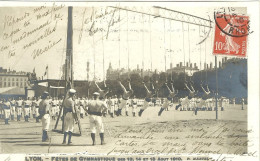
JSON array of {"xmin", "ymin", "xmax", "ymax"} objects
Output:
[
  {"xmin": 66, "ymin": 6, "xmax": 73, "ymax": 90},
  {"xmin": 54, "ymin": 7, "xmax": 81, "ymax": 135}
]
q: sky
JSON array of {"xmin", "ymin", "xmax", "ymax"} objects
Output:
[{"xmin": 0, "ymin": 2, "xmax": 247, "ymax": 80}]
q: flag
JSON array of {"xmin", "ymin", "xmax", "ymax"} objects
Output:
[
  {"xmin": 44, "ymin": 65, "xmax": 48, "ymax": 76},
  {"xmin": 33, "ymin": 67, "xmax": 35, "ymax": 73}
]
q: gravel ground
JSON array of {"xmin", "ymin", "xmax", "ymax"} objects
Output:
[{"xmin": 0, "ymin": 104, "xmax": 247, "ymax": 155}]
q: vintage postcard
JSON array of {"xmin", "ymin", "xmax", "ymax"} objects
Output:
[{"xmin": 0, "ymin": 1, "xmax": 259, "ymax": 161}]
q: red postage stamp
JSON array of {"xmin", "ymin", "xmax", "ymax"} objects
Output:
[{"xmin": 213, "ymin": 13, "xmax": 249, "ymax": 57}]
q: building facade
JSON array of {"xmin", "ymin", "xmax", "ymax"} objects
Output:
[
  {"xmin": 0, "ymin": 68, "xmax": 29, "ymax": 88},
  {"xmin": 106, "ymin": 63, "xmax": 154, "ymax": 80},
  {"xmin": 166, "ymin": 62, "xmax": 199, "ymax": 76}
]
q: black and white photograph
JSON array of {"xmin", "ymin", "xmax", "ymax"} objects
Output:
[{"xmin": 0, "ymin": 1, "xmax": 259, "ymax": 161}]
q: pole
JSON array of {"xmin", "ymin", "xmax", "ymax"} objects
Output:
[
  {"xmin": 64, "ymin": 6, "xmax": 73, "ymax": 131},
  {"xmin": 215, "ymin": 55, "xmax": 218, "ymax": 120},
  {"xmin": 67, "ymin": 6, "xmax": 73, "ymax": 87},
  {"xmin": 67, "ymin": 6, "xmax": 81, "ymax": 135}
]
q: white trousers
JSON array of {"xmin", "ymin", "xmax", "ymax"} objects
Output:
[
  {"xmin": 89, "ymin": 115, "xmax": 104, "ymax": 133},
  {"xmin": 109, "ymin": 105, "xmax": 115, "ymax": 113},
  {"xmin": 31, "ymin": 106, "xmax": 36, "ymax": 115},
  {"xmin": 198, "ymin": 100, "xmax": 206, "ymax": 108},
  {"xmin": 17, "ymin": 107, "xmax": 22, "ymax": 115},
  {"xmin": 35, "ymin": 108, "xmax": 39, "ymax": 117},
  {"xmin": 125, "ymin": 105, "xmax": 129, "ymax": 112},
  {"xmin": 42, "ymin": 114, "xmax": 50, "ymax": 131},
  {"xmin": 10, "ymin": 106, "xmax": 16, "ymax": 115},
  {"xmin": 51, "ymin": 106, "xmax": 56, "ymax": 116},
  {"xmin": 4, "ymin": 109, "xmax": 11, "ymax": 119},
  {"xmin": 132, "ymin": 105, "xmax": 137, "ymax": 112},
  {"xmin": 114, "ymin": 104, "xmax": 119, "ymax": 111},
  {"xmin": 119, "ymin": 99, "xmax": 127, "ymax": 109},
  {"xmin": 64, "ymin": 112, "xmax": 74, "ymax": 132},
  {"xmin": 79, "ymin": 106, "xmax": 84, "ymax": 114},
  {"xmin": 24, "ymin": 108, "xmax": 30, "ymax": 116}
]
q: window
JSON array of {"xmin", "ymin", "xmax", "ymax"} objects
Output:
[
  {"xmin": 12, "ymin": 82, "xmax": 15, "ymax": 86},
  {"xmin": 20, "ymin": 82, "xmax": 23, "ymax": 87},
  {"xmin": 4, "ymin": 78, "xmax": 6, "ymax": 81},
  {"xmin": 0, "ymin": 82, "xmax": 2, "ymax": 87},
  {"xmin": 16, "ymin": 82, "xmax": 18, "ymax": 86},
  {"xmin": 20, "ymin": 78, "xmax": 23, "ymax": 81},
  {"xmin": 12, "ymin": 78, "xmax": 14, "ymax": 81},
  {"xmin": 8, "ymin": 78, "xmax": 10, "ymax": 81},
  {"xmin": 4, "ymin": 82, "xmax": 6, "ymax": 87},
  {"xmin": 8, "ymin": 82, "xmax": 10, "ymax": 87}
]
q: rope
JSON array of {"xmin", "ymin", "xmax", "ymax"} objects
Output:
[
  {"xmin": 47, "ymin": 121, "xmax": 53, "ymax": 153},
  {"xmin": 92, "ymin": 7, "xmax": 96, "ymax": 81},
  {"xmin": 118, "ymin": 8, "xmax": 121, "ymax": 73},
  {"xmin": 126, "ymin": 10, "xmax": 130, "ymax": 79},
  {"xmin": 211, "ymin": 27, "xmax": 217, "ymax": 95},
  {"xmin": 204, "ymin": 26, "xmax": 207, "ymax": 84},
  {"xmin": 182, "ymin": 22, "xmax": 186, "ymax": 81},
  {"xmin": 170, "ymin": 20, "xmax": 173, "ymax": 81},
  {"xmin": 118, "ymin": 9, "xmax": 122, "ymax": 79},
  {"xmin": 188, "ymin": 24, "xmax": 192, "ymax": 79},
  {"xmin": 199, "ymin": 25, "xmax": 202, "ymax": 83},
  {"xmin": 163, "ymin": 19, "xmax": 167, "ymax": 82},
  {"xmin": 149, "ymin": 15, "xmax": 152, "ymax": 77},
  {"xmin": 102, "ymin": 21, "xmax": 105, "ymax": 81},
  {"xmin": 142, "ymin": 13, "xmax": 145, "ymax": 79},
  {"xmin": 210, "ymin": 28, "xmax": 214, "ymax": 64}
]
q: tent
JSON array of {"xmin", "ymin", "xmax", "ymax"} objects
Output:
[
  {"xmin": 38, "ymin": 82, "xmax": 64, "ymax": 89},
  {"xmin": 0, "ymin": 87, "xmax": 25, "ymax": 99},
  {"xmin": 0, "ymin": 87, "xmax": 25, "ymax": 95}
]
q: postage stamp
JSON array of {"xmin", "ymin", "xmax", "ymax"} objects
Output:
[{"xmin": 213, "ymin": 9, "xmax": 250, "ymax": 57}]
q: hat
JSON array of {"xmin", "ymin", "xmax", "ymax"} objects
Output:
[
  {"xmin": 43, "ymin": 91, "xmax": 49, "ymax": 96},
  {"xmin": 69, "ymin": 89, "xmax": 76, "ymax": 94},
  {"xmin": 42, "ymin": 91, "xmax": 49, "ymax": 98},
  {"xmin": 93, "ymin": 92, "xmax": 100, "ymax": 96}
]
